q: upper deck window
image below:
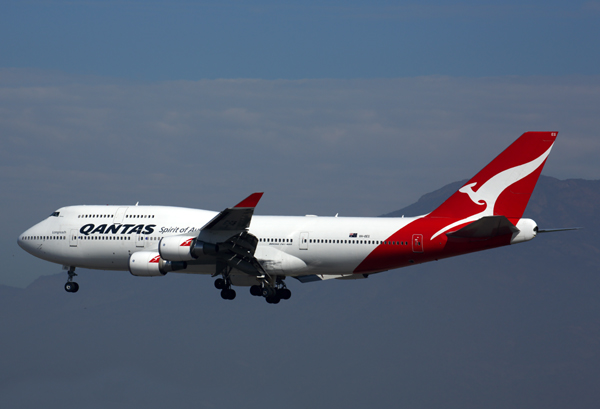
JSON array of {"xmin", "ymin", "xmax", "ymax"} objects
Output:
[{"xmin": 50, "ymin": 212, "xmax": 60, "ymax": 217}]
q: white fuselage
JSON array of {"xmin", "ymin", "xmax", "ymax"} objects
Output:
[{"xmin": 18, "ymin": 205, "xmax": 415, "ymax": 278}]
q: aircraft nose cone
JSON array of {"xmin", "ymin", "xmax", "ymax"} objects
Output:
[
  {"xmin": 17, "ymin": 232, "xmax": 25, "ymax": 249},
  {"xmin": 17, "ymin": 228, "xmax": 34, "ymax": 253}
]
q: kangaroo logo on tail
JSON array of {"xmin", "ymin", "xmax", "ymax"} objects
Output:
[{"xmin": 429, "ymin": 132, "xmax": 557, "ymax": 240}]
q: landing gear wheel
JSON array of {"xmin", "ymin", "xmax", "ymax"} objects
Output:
[
  {"xmin": 277, "ymin": 288, "xmax": 291, "ymax": 300},
  {"xmin": 214, "ymin": 278, "xmax": 225, "ymax": 290},
  {"xmin": 250, "ymin": 285, "xmax": 262, "ymax": 296},
  {"xmin": 261, "ymin": 287, "xmax": 275, "ymax": 298},
  {"xmin": 64, "ymin": 282, "xmax": 78, "ymax": 293},
  {"xmin": 266, "ymin": 295, "xmax": 281, "ymax": 304},
  {"xmin": 221, "ymin": 288, "xmax": 236, "ymax": 300}
]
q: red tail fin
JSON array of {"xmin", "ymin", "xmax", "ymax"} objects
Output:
[{"xmin": 429, "ymin": 131, "xmax": 557, "ymax": 221}]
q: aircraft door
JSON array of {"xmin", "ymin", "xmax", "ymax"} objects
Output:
[
  {"xmin": 300, "ymin": 232, "xmax": 309, "ymax": 250},
  {"xmin": 412, "ymin": 234, "xmax": 424, "ymax": 253},
  {"xmin": 136, "ymin": 235, "xmax": 145, "ymax": 248},
  {"xmin": 70, "ymin": 229, "xmax": 78, "ymax": 247},
  {"xmin": 114, "ymin": 207, "xmax": 128, "ymax": 224}
]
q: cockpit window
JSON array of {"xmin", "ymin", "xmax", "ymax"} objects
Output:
[{"xmin": 50, "ymin": 212, "xmax": 60, "ymax": 217}]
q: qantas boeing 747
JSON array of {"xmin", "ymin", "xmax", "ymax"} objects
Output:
[{"xmin": 18, "ymin": 132, "xmax": 570, "ymax": 303}]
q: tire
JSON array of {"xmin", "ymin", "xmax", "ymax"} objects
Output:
[
  {"xmin": 221, "ymin": 288, "xmax": 236, "ymax": 300},
  {"xmin": 214, "ymin": 278, "xmax": 225, "ymax": 290},
  {"xmin": 228, "ymin": 289, "xmax": 236, "ymax": 300},
  {"xmin": 278, "ymin": 288, "xmax": 291, "ymax": 300},
  {"xmin": 250, "ymin": 285, "xmax": 261, "ymax": 296},
  {"xmin": 71, "ymin": 282, "xmax": 80, "ymax": 293},
  {"xmin": 261, "ymin": 287, "xmax": 274, "ymax": 298},
  {"xmin": 64, "ymin": 282, "xmax": 73, "ymax": 292}
]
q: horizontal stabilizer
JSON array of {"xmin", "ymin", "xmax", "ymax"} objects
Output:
[{"xmin": 447, "ymin": 215, "xmax": 519, "ymax": 241}]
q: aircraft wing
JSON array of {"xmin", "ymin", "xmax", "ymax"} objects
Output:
[
  {"xmin": 196, "ymin": 193, "xmax": 266, "ymax": 277},
  {"xmin": 201, "ymin": 192, "xmax": 264, "ymax": 232}
]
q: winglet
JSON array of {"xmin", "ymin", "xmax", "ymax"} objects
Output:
[{"xmin": 234, "ymin": 192, "xmax": 264, "ymax": 208}]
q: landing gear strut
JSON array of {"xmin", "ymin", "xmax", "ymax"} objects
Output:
[
  {"xmin": 214, "ymin": 270, "xmax": 236, "ymax": 300},
  {"xmin": 64, "ymin": 266, "xmax": 79, "ymax": 293}
]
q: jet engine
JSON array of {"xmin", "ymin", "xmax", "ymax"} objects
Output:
[
  {"xmin": 159, "ymin": 236, "xmax": 219, "ymax": 262},
  {"xmin": 129, "ymin": 251, "xmax": 187, "ymax": 277},
  {"xmin": 158, "ymin": 236, "xmax": 197, "ymax": 261}
]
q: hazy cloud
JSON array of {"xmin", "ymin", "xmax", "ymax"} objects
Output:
[{"xmin": 3, "ymin": 70, "xmax": 600, "ymax": 286}]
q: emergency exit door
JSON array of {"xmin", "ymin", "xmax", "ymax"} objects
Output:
[{"xmin": 412, "ymin": 234, "xmax": 423, "ymax": 253}]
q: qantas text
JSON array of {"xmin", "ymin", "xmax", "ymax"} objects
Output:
[{"xmin": 80, "ymin": 224, "xmax": 156, "ymax": 236}]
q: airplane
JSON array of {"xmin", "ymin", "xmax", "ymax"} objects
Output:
[{"xmin": 18, "ymin": 131, "xmax": 572, "ymax": 304}]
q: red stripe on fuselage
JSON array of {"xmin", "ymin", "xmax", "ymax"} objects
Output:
[{"xmin": 353, "ymin": 216, "xmax": 514, "ymax": 274}]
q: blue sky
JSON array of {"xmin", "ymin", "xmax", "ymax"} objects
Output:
[{"xmin": 2, "ymin": 0, "xmax": 599, "ymax": 80}]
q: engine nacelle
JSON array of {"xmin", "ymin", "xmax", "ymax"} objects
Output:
[
  {"xmin": 191, "ymin": 240, "xmax": 218, "ymax": 258},
  {"xmin": 510, "ymin": 218, "xmax": 538, "ymax": 244},
  {"xmin": 159, "ymin": 236, "xmax": 219, "ymax": 261},
  {"xmin": 129, "ymin": 251, "xmax": 187, "ymax": 277},
  {"xmin": 159, "ymin": 236, "xmax": 197, "ymax": 261}
]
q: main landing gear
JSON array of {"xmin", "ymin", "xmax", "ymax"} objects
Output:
[
  {"xmin": 249, "ymin": 276, "xmax": 291, "ymax": 304},
  {"xmin": 64, "ymin": 266, "xmax": 79, "ymax": 293},
  {"xmin": 213, "ymin": 271, "xmax": 291, "ymax": 304},
  {"xmin": 214, "ymin": 277, "xmax": 236, "ymax": 300}
]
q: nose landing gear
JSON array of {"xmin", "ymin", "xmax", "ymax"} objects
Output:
[{"xmin": 64, "ymin": 267, "xmax": 79, "ymax": 293}]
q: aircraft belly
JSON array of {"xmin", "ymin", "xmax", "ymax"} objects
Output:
[
  {"xmin": 255, "ymin": 246, "xmax": 307, "ymax": 275},
  {"xmin": 175, "ymin": 264, "xmax": 216, "ymax": 275}
]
